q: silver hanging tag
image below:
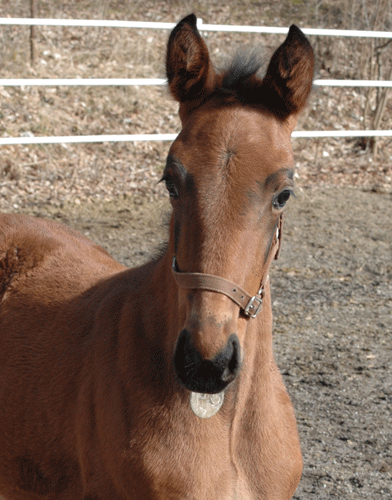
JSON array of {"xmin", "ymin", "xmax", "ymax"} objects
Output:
[{"xmin": 190, "ymin": 391, "xmax": 225, "ymax": 418}]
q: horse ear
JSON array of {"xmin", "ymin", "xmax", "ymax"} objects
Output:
[
  {"xmin": 166, "ymin": 14, "xmax": 216, "ymax": 103},
  {"xmin": 261, "ymin": 25, "xmax": 314, "ymax": 122}
]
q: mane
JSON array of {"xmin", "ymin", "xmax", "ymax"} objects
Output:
[
  {"xmin": 218, "ymin": 49, "xmax": 266, "ymax": 104},
  {"xmin": 221, "ymin": 50, "xmax": 264, "ymax": 89}
]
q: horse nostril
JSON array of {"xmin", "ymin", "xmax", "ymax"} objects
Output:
[
  {"xmin": 228, "ymin": 336, "xmax": 240, "ymax": 373},
  {"xmin": 221, "ymin": 335, "xmax": 241, "ymax": 382}
]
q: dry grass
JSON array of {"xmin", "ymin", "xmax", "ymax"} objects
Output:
[{"xmin": 0, "ymin": 0, "xmax": 391, "ymax": 212}]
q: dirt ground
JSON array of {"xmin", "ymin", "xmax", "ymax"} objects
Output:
[{"xmin": 3, "ymin": 184, "xmax": 390, "ymax": 500}]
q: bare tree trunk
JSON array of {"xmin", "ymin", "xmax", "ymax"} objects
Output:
[
  {"xmin": 372, "ymin": 64, "xmax": 392, "ymax": 156},
  {"xmin": 30, "ymin": 0, "xmax": 37, "ymax": 66}
]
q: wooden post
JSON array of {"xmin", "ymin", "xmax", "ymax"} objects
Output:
[{"xmin": 30, "ymin": 0, "xmax": 36, "ymax": 66}]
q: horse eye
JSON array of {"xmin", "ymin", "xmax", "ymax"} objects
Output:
[
  {"xmin": 163, "ymin": 176, "xmax": 179, "ymax": 200},
  {"xmin": 273, "ymin": 189, "xmax": 292, "ymax": 210}
]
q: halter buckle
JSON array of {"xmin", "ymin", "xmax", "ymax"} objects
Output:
[{"xmin": 244, "ymin": 295, "xmax": 263, "ymax": 318}]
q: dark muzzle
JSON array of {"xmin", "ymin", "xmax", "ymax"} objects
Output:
[{"xmin": 174, "ymin": 329, "xmax": 241, "ymax": 394}]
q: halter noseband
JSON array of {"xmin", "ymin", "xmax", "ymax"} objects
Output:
[{"xmin": 172, "ymin": 215, "xmax": 284, "ymax": 318}]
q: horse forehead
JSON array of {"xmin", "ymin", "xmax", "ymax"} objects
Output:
[{"xmin": 174, "ymin": 105, "xmax": 293, "ymax": 175}]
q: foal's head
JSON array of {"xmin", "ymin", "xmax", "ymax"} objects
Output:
[{"xmin": 164, "ymin": 15, "xmax": 314, "ymax": 394}]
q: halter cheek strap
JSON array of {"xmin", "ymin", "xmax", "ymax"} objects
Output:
[{"xmin": 172, "ymin": 215, "xmax": 283, "ymax": 318}]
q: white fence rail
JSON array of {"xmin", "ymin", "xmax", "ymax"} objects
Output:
[
  {"xmin": 1, "ymin": 130, "xmax": 391, "ymax": 147},
  {"xmin": 0, "ymin": 78, "xmax": 392, "ymax": 88},
  {"xmin": 1, "ymin": 17, "xmax": 391, "ymax": 144},
  {"xmin": 1, "ymin": 17, "xmax": 392, "ymax": 38}
]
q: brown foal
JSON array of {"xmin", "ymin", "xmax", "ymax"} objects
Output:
[{"xmin": 0, "ymin": 14, "xmax": 314, "ymax": 500}]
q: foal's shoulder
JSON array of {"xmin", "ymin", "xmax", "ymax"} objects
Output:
[
  {"xmin": 0, "ymin": 212, "xmax": 109, "ymax": 256},
  {"xmin": 0, "ymin": 213, "xmax": 124, "ymax": 290}
]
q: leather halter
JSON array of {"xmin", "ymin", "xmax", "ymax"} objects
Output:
[{"xmin": 172, "ymin": 215, "xmax": 284, "ymax": 318}]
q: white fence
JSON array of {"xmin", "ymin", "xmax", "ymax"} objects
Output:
[
  {"xmin": 1, "ymin": 17, "xmax": 391, "ymax": 145},
  {"xmin": 2, "ymin": 17, "xmax": 392, "ymax": 38},
  {"xmin": 0, "ymin": 78, "xmax": 392, "ymax": 88}
]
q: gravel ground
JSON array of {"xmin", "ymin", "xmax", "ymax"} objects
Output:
[{"xmin": 4, "ymin": 184, "xmax": 391, "ymax": 499}]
